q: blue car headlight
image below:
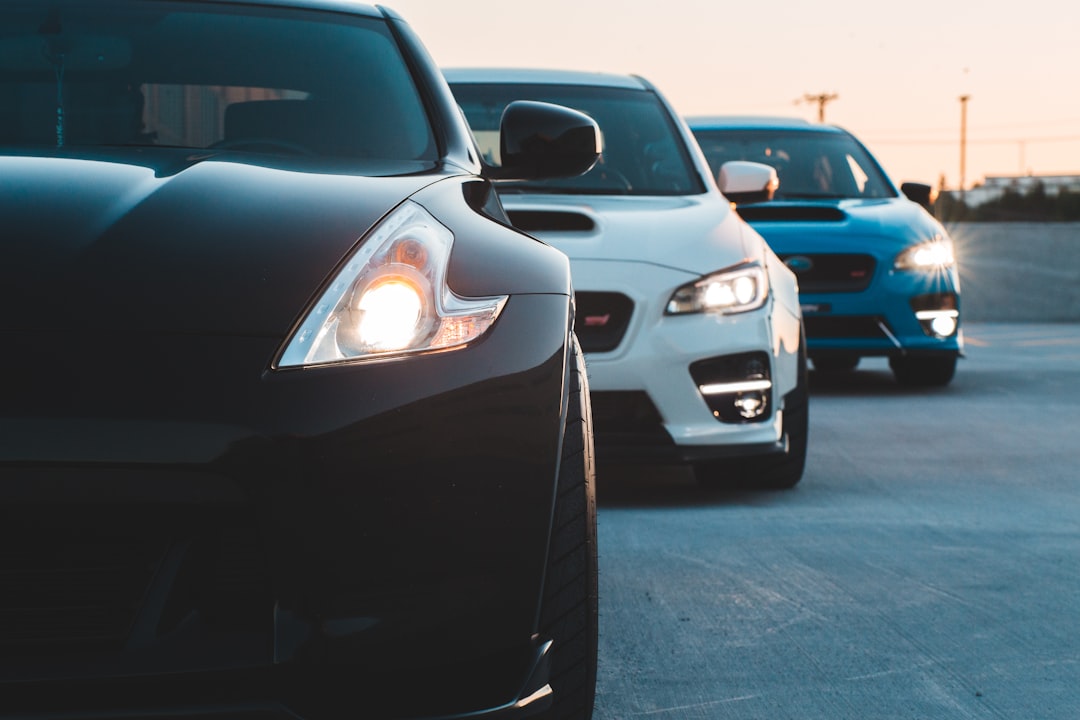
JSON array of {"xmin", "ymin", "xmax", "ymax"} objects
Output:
[{"xmin": 894, "ymin": 236, "xmax": 955, "ymax": 271}]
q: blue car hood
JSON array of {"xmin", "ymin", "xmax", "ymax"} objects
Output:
[{"xmin": 735, "ymin": 197, "xmax": 945, "ymax": 256}]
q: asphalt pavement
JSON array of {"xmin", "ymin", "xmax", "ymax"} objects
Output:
[{"xmin": 592, "ymin": 323, "xmax": 1080, "ymax": 719}]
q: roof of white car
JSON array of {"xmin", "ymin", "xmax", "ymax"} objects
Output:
[{"xmin": 443, "ymin": 67, "xmax": 648, "ymax": 90}]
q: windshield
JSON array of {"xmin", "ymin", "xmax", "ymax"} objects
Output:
[
  {"xmin": 451, "ymin": 82, "xmax": 704, "ymax": 196},
  {"xmin": 0, "ymin": 1, "xmax": 436, "ymax": 160},
  {"xmin": 692, "ymin": 128, "xmax": 896, "ymax": 200}
]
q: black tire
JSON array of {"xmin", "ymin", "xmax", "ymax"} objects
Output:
[
  {"xmin": 755, "ymin": 335, "xmax": 809, "ymax": 490},
  {"xmin": 537, "ymin": 334, "xmax": 598, "ymax": 720},
  {"xmin": 694, "ymin": 328, "xmax": 808, "ymax": 490},
  {"xmin": 889, "ymin": 354, "xmax": 957, "ymax": 387},
  {"xmin": 812, "ymin": 355, "xmax": 859, "ymax": 373},
  {"xmin": 763, "ymin": 377, "xmax": 809, "ymax": 489}
]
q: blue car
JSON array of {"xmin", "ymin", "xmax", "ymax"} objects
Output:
[{"xmin": 688, "ymin": 117, "xmax": 962, "ymax": 386}]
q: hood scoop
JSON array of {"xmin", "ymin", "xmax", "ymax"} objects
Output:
[
  {"xmin": 508, "ymin": 210, "xmax": 595, "ymax": 232},
  {"xmin": 736, "ymin": 205, "xmax": 847, "ymax": 223}
]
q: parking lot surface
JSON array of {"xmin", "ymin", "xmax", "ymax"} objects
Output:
[{"xmin": 594, "ymin": 323, "xmax": 1080, "ymax": 719}]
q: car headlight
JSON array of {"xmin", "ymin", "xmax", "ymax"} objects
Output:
[
  {"xmin": 277, "ymin": 201, "xmax": 507, "ymax": 368},
  {"xmin": 894, "ymin": 236, "xmax": 955, "ymax": 271},
  {"xmin": 665, "ymin": 263, "xmax": 768, "ymax": 315}
]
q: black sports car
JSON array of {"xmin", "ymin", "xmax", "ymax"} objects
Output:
[{"xmin": 0, "ymin": 2, "xmax": 600, "ymax": 719}]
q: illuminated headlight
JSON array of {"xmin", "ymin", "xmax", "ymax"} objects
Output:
[
  {"xmin": 666, "ymin": 264, "xmax": 768, "ymax": 315},
  {"xmin": 277, "ymin": 201, "xmax": 507, "ymax": 368},
  {"xmin": 894, "ymin": 237, "xmax": 955, "ymax": 271}
]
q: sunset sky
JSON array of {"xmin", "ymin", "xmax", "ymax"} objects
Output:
[{"xmin": 388, "ymin": 0, "xmax": 1080, "ymax": 191}]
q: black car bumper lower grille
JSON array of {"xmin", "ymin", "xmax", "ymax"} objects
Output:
[
  {"xmin": 0, "ymin": 502, "xmax": 272, "ymax": 660},
  {"xmin": 805, "ymin": 314, "xmax": 894, "ymax": 340}
]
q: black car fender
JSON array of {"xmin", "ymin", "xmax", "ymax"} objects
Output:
[{"xmin": 410, "ymin": 176, "xmax": 573, "ymax": 300}]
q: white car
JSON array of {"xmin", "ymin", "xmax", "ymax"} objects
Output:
[{"xmin": 446, "ymin": 69, "xmax": 807, "ymax": 488}]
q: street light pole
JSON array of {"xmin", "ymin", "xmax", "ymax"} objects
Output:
[{"xmin": 959, "ymin": 94, "xmax": 971, "ymax": 195}]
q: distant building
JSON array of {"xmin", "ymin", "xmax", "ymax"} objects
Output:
[{"xmin": 955, "ymin": 174, "xmax": 1080, "ymax": 206}]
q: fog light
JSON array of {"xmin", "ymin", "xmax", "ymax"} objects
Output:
[
  {"xmin": 690, "ymin": 352, "xmax": 773, "ymax": 424},
  {"xmin": 700, "ymin": 380, "xmax": 771, "ymax": 421},
  {"xmin": 931, "ymin": 314, "xmax": 957, "ymax": 337},
  {"xmin": 915, "ymin": 309, "xmax": 959, "ymax": 338},
  {"xmin": 733, "ymin": 391, "xmax": 768, "ymax": 419}
]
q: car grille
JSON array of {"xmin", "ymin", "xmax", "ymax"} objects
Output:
[
  {"xmin": 779, "ymin": 253, "xmax": 876, "ymax": 293},
  {"xmin": 0, "ymin": 505, "xmax": 271, "ymax": 658},
  {"xmin": 0, "ymin": 528, "xmax": 165, "ymax": 655},
  {"xmin": 804, "ymin": 315, "xmax": 893, "ymax": 340},
  {"xmin": 574, "ymin": 292, "xmax": 634, "ymax": 353}
]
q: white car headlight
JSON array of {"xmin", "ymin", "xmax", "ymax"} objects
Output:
[
  {"xmin": 277, "ymin": 201, "xmax": 507, "ymax": 368},
  {"xmin": 894, "ymin": 236, "xmax": 955, "ymax": 271},
  {"xmin": 665, "ymin": 263, "xmax": 768, "ymax": 315}
]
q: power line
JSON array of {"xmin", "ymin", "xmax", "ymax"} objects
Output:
[
  {"xmin": 860, "ymin": 119, "xmax": 1080, "ymax": 135},
  {"xmin": 865, "ymin": 135, "xmax": 1080, "ymax": 146}
]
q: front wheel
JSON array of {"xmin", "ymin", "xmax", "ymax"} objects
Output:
[
  {"xmin": 889, "ymin": 355, "xmax": 957, "ymax": 387},
  {"xmin": 754, "ymin": 336, "xmax": 809, "ymax": 490},
  {"xmin": 537, "ymin": 334, "xmax": 597, "ymax": 720}
]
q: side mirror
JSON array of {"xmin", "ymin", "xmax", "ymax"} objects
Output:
[
  {"xmin": 900, "ymin": 182, "xmax": 937, "ymax": 211},
  {"xmin": 488, "ymin": 100, "xmax": 600, "ymax": 181},
  {"xmin": 718, "ymin": 161, "xmax": 779, "ymax": 204}
]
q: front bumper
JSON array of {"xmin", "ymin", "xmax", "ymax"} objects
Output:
[
  {"xmin": 801, "ymin": 269, "xmax": 962, "ymax": 358},
  {"xmin": 0, "ymin": 293, "xmax": 569, "ymax": 719},
  {"xmin": 570, "ymin": 260, "xmax": 802, "ymax": 463},
  {"xmin": 0, "ymin": 640, "xmax": 554, "ymax": 720}
]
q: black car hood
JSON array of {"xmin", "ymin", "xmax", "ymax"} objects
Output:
[{"xmin": 1, "ymin": 149, "xmax": 447, "ymax": 336}]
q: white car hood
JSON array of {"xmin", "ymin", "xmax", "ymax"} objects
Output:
[{"xmin": 498, "ymin": 193, "xmax": 760, "ymax": 275}]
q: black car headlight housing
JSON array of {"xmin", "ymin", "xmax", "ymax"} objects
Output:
[
  {"xmin": 893, "ymin": 236, "xmax": 955, "ymax": 271},
  {"xmin": 278, "ymin": 201, "xmax": 507, "ymax": 368},
  {"xmin": 665, "ymin": 263, "xmax": 768, "ymax": 316}
]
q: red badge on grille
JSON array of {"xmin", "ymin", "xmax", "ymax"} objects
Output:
[{"xmin": 584, "ymin": 313, "xmax": 611, "ymax": 327}]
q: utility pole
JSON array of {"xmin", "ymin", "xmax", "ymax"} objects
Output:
[
  {"xmin": 801, "ymin": 92, "xmax": 839, "ymax": 123},
  {"xmin": 959, "ymin": 94, "xmax": 971, "ymax": 194}
]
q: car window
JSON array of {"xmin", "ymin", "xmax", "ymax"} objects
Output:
[
  {"xmin": 0, "ymin": 1, "xmax": 436, "ymax": 160},
  {"xmin": 692, "ymin": 129, "xmax": 896, "ymax": 200},
  {"xmin": 451, "ymin": 82, "xmax": 704, "ymax": 196}
]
